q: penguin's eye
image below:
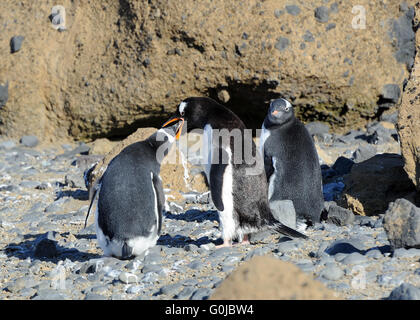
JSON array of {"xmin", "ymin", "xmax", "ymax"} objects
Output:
[{"xmin": 284, "ymin": 106, "xmax": 290, "ymax": 112}]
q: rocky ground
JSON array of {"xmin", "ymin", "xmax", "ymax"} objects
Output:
[{"xmin": 0, "ymin": 117, "xmax": 420, "ymax": 300}]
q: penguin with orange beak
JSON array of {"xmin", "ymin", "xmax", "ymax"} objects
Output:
[
  {"xmin": 260, "ymin": 98, "xmax": 324, "ymax": 229},
  {"xmin": 162, "ymin": 97, "xmax": 307, "ymax": 248}
]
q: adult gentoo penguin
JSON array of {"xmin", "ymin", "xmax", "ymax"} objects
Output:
[
  {"xmin": 162, "ymin": 97, "xmax": 307, "ymax": 247},
  {"xmin": 260, "ymin": 98, "xmax": 324, "ymax": 227},
  {"xmin": 85, "ymin": 126, "xmax": 176, "ymax": 259}
]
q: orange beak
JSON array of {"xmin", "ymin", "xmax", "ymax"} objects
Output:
[
  {"xmin": 271, "ymin": 110, "xmax": 279, "ymax": 116},
  {"xmin": 162, "ymin": 117, "xmax": 185, "ymax": 140}
]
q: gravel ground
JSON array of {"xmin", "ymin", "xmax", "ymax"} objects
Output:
[{"xmin": 0, "ymin": 121, "xmax": 419, "ymax": 300}]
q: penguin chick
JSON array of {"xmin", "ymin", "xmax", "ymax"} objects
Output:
[
  {"xmin": 86, "ymin": 126, "xmax": 176, "ymax": 259},
  {"xmin": 260, "ymin": 98, "xmax": 324, "ymax": 227}
]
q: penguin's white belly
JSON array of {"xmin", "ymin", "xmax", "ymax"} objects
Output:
[
  {"xmin": 203, "ymin": 125, "xmax": 237, "ymax": 241},
  {"xmin": 259, "ymin": 124, "xmax": 270, "ymax": 157},
  {"xmin": 218, "ymin": 160, "xmax": 236, "ymax": 241},
  {"xmin": 203, "ymin": 124, "xmax": 213, "ymax": 182},
  {"xmin": 94, "ymin": 173, "xmax": 159, "ymax": 258},
  {"xmin": 267, "ymin": 157, "xmax": 277, "ymax": 201}
]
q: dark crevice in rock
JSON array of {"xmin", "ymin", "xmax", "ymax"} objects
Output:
[
  {"xmin": 206, "ymin": 80, "xmax": 280, "ymax": 130},
  {"xmin": 118, "ymin": 0, "xmax": 138, "ymax": 31},
  {"xmin": 171, "ymin": 31, "xmax": 205, "ymax": 53}
]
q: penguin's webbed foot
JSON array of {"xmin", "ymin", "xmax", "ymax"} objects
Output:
[
  {"xmin": 237, "ymin": 234, "xmax": 250, "ymax": 245},
  {"xmin": 215, "ymin": 239, "xmax": 232, "ymax": 249}
]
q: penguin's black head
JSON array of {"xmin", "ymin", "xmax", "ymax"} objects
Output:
[
  {"xmin": 267, "ymin": 98, "xmax": 295, "ymax": 126},
  {"xmin": 161, "ymin": 97, "xmax": 214, "ymax": 138}
]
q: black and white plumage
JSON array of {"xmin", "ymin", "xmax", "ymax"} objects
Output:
[
  {"xmin": 260, "ymin": 98, "xmax": 324, "ymax": 227},
  {"xmin": 86, "ymin": 127, "xmax": 176, "ymax": 259},
  {"xmin": 162, "ymin": 97, "xmax": 307, "ymax": 247}
]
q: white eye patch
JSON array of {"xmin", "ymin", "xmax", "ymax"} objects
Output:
[
  {"xmin": 179, "ymin": 101, "xmax": 187, "ymax": 115},
  {"xmin": 283, "ymin": 99, "xmax": 292, "ymax": 112}
]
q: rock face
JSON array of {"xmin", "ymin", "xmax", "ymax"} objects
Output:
[
  {"xmin": 398, "ymin": 3, "xmax": 420, "ymax": 193},
  {"xmin": 0, "ymin": 0, "xmax": 416, "ymax": 141},
  {"xmin": 339, "ymin": 154, "xmax": 416, "ymax": 216},
  {"xmin": 383, "ymin": 198, "xmax": 420, "ymax": 249},
  {"xmin": 210, "ymin": 255, "xmax": 338, "ymax": 299}
]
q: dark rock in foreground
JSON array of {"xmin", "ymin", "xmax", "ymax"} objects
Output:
[{"xmin": 383, "ymin": 198, "xmax": 420, "ymax": 250}]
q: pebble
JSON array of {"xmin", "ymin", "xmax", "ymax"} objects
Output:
[
  {"xmin": 341, "ymin": 252, "xmax": 368, "ymax": 265},
  {"xmin": 393, "ymin": 248, "xmax": 420, "ymax": 258},
  {"xmin": 324, "ymin": 203, "xmax": 355, "ymax": 226},
  {"xmin": 20, "ymin": 136, "xmax": 39, "ymax": 148},
  {"xmin": 0, "ymin": 140, "xmax": 16, "ymax": 150},
  {"xmin": 314, "ymin": 6, "xmax": 329, "ymax": 23},
  {"xmin": 175, "ymin": 286, "xmax": 195, "ymax": 300},
  {"xmin": 276, "ymin": 240, "xmax": 299, "ymax": 253},
  {"xmin": 84, "ymin": 293, "xmax": 107, "ymax": 300},
  {"xmin": 0, "ymin": 82, "xmax": 8, "ymax": 108},
  {"xmin": 32, "ymin": 290, "xmax": 67, "ymax": 300},
  {"xmin": 126, "ymin": 285, "xmax": 144, "ymax": 295},
  {"xmin": 10, "ymin": 35, "xmax": 24, "ymax": 53},
  {"xmin": 285, "ymin": 5, "xmax": 300, "ymax": 16},
  {"xmin": 365, "ymin": 249, "xmax": 383, "ymax": 259},
  {"xmin": 377, "ymin": 272, "xmax": 407, "ymax": 287},
  {"xmin": 190, "ymin": 288, "xmax": 211, "ymax": 300},
  {"xmin": 119, "ymin": 272, "xmax": 138, "ymax": 284},
  {"xmin": 320, "ymin": 264, "xmax": 344, "ymax": 281},
  {"xmin": 159, "ymin": 283, "xmax": 183, "ymax": 296}
]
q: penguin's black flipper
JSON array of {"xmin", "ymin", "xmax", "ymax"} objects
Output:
[
  {"xmin": 209, "ymin": 163, "xmax": 227, "ymax": 211},
  {"xmin": 151, "ymin": 173, "xmax": 165, "ymax": 234},
  {"xmin": 263, "ymin": 154, "xmax": 274, "ymax": 181},
  {"xmin": 273, "ymin": 222, "xmax": 308, "ymax": 239}
]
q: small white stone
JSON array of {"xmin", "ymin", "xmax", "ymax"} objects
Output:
[{"xmin": 119, "ymin": 272, "xmax": 138, "ymax": 284}]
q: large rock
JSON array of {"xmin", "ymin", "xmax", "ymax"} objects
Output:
[
  {"xmin": 398, "ymin": 3, "xmax": 420, "ymax": 193},
  {"xmin": 387, "ymin": 283, "xmax": 420, "ymax": 300},
  {"xmin": 383, "ymin": 198, "xmax": 420, "ymax": 249},
  {"xmin": 339, "ymin": 154, "xmax": 416, "ymax": 216},
  {"xmin": 0, "ymin": 0, "xmax": 416, "ymax": 141},
  {"xmin": 210, "ymin": 255, "xmax": 339, "ymax": 299}
]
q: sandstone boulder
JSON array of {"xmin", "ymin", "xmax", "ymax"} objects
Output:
[
  {"xmin": 210, "ymin": 255, "xmax": 339, "ymax": 300},
  {"xmin": 398, "ymin": 3, "xmax": 420, "ymax": 193},
  {"xmin": 0, "ymin": 0, "xmax": 416, "ymax": 141}
]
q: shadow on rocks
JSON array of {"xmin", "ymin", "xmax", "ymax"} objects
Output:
[
  {"xmin": 55, "ymin": 189, "xmax": 89, "ymax": 201},
  {"xmin": 157, "ymin": 233, "xmax": 217, "ymax": 248},
  {"xmin": 164, "ymin": 209, "xmax": 219, "ymax": 223},
  {"xmin": 4, "ymin": 232, "xmax": 101, "ymax": 263}
]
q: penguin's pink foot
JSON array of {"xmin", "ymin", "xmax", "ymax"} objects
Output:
[
  {"xmin": 240, "ymin": 234, "xmax": 250, "ymax": 245},
  {"xmin": 232, "ymin": 234, "xmax": 250, "ymax": 246},
  {"xmin": 215, "ymin": 239, "xmax": 232, "ymax": 249}
]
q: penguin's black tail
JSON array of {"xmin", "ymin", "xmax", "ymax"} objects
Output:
[
  {"xmin": 121, "ymin": 242, "xmax": 134, "ymax": 260},
  {"xmin": 271, "ymin": 222, "xmax": 308, "ymax": 239}
]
